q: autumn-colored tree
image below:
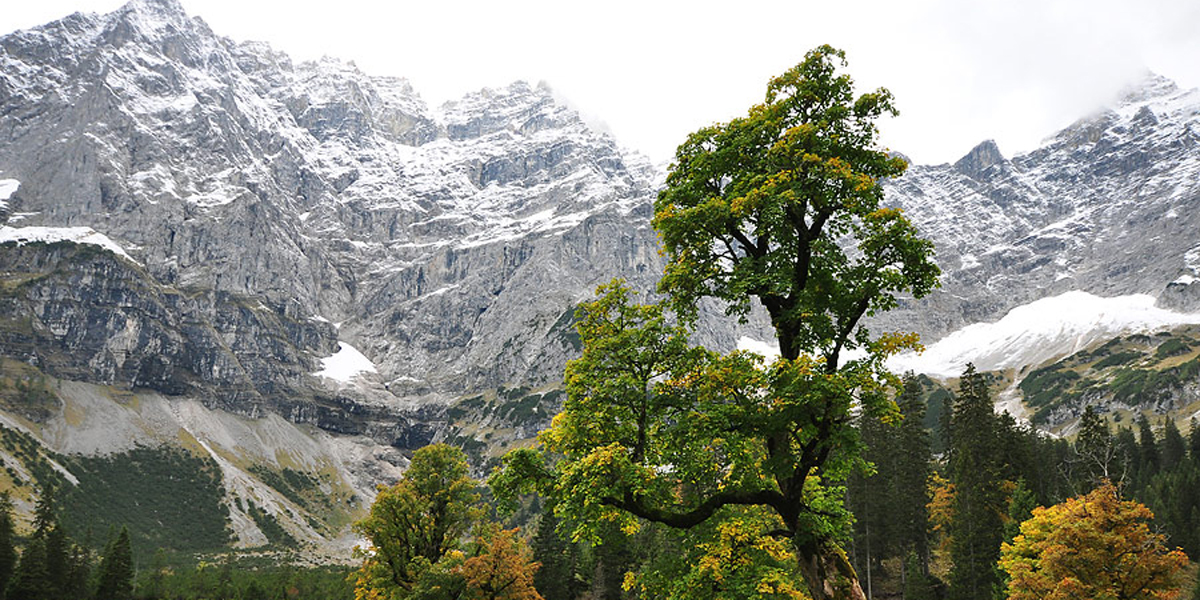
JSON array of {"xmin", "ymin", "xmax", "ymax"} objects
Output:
[
  {"xmin": 460, "ymin": 526, "xmax": 542, "ymax": 600},
  {"xmin": 999, "ymin": 482, "xmax": 1188, "ymax": 600},
  {"xmin": 926, "ymin": 473, "xmax": 954, "ymax": 555}
]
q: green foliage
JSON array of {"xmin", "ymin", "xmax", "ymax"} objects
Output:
[
  {"xmin": 496, "ymin": 45, "xmax": 939, "ymax": 600},
  {"xmin": 59, "ymin": 445, "xmax": 230, "ymax": 558},
  {"xmin": 6, "ymin": 486, "xmax": 91, "ymax": 600},
  {"xmin": 353, "ymin": 444, "xmax": 482, "ymax": 599},
  {"xmin": 135, "ymin": 559, "xmax": 354, "ymax": 600},
  {"xmin": 1017, "ymin": 364, "xmax": 1080, "ymax": 409},
  {"xmin": 0, "ymin": 493, "xmax": 13, "ymax": 598},
  {"xmin": 247, "ymin": 464, "xmax": 331, "ymax": 516},
  {"xmin": 245, "ymin": 502, "xmax": 297, "ymax": 549},
  {"xmin": 531, "ymin": 511, "xmax": 578, "ymax": 600},
  {"xmin": 654, "ymin": 46, "xmax": 938, "ymax": 361},
  {"xmin": 947, "ymin": 365, "xmax": 1008, "ymax": 600},
  {"xmin": 1092, "ymin": 350, "xmax": 1142, "ymax": 369},
  {"xmin": 1154, "ymin": 337, "xmax": 1191, "ymax": 360},
  {"xmin": 94, "ymin": 527, "xmax": 135, "ymax": 600}
]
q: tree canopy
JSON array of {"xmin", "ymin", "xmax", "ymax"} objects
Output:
[
  {"xmin": 999, "ymin": 482, "xmax": 1187, "ymax": 600},
  {"xmin": 493, "ymin": 45, "xmax": 938, "ymax": 600}
]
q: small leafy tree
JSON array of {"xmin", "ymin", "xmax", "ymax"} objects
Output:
[
  {"xmin": 494, "ymin": 45, "xmax": 938, "ymax": 600},
  {"xmin": 999, "ymin": 482, "xmax": 1187, "ymax": 600},
  {"xmin": 353, "ymin": 444, "xmax": 481, "ymax": 599},
  {"xmin": 460, "ymin": 526, "xmax": 543, "ymax": 600}
]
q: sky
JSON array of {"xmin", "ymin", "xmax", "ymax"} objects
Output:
[{"xmin": 3, "ymin": 0, "xmax": 1199, "ymax": 166}]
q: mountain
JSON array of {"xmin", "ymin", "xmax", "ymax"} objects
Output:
[
  {"xmin": 878, "ymin": 74, "xmax": 1200, "ymax": 342},
  {"xmin": 2, "ymin": 0, "xmax": 1200, "ymax": 556},
  {"xmin": 0, "ymin": 0, "xmax": 704, "ymax": 552}
]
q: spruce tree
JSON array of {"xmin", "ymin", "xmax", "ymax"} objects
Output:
[
  {"xmin": 1188, "ymin": 418, "xmax": 1200, "ymax": 463},
  {"xmin": 1137, "ymin": 414, "xmax": 1160, "ymax": 479},
  {"xmin": 848, "ymin": 405, "xmax": 895, "ymax": 591},
  {"xmin": 5, "ymin": 538, "xmax": 49, "ymax": 600},
  {"xmin": 1115, "ymin": 426, "xmax": 1140, "ymax": 485},
  {"xmin": 1074, "ymin": 406, "xmax": 1115, "ymax": 487},
  {"xmin": 1161, "ymin": 419, "xmax": 1186, "ymax": 471},
  {"xmin": 894, "ymin": 376, "xmax": 932, "ymax": 573},
  {"xmin": 532, "ymin": 510, "xmax": 573, "ymax": 600},
  {"xmin": 94, "ymin": 527, "xmax": 135, "ymax": 600},
  {"xmin": 947, "ymin": 364, "xmax": 1006, "ymax": 600},
  {"xmin": 0, "ymin": 493, "xmax": 16, "ymax": 599}
]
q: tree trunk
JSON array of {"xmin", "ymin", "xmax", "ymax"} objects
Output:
[{"xmin": 797, "ymin": 540, "xmax": 867, "ymax": 600}]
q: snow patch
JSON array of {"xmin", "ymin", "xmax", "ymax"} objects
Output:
[
  {"xmin": 313, "ymin": 342, "xmax": 377, "ymax": 383},
  {"xmin": 0, "ymin": 179, "xmax": 18, "ymax": 208},
  {"xmin": 0, "ymin": 225, "xmax": 139, "ymax": 264},
  {"xmin": 889, "ymin": 291, "xmax": 1200, "ymax": 378}
]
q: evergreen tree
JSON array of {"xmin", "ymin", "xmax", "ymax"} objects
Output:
[
  {"xmin": 531, "ymin": 510, "xmax": 573, "ymax": 600},
  {"xmin": 1074, "ymin": 406, "xmax": 1116, "ymax": 488},
  {"xmin": 947, "ymin": 365, "xmax": 1006, "ymax": 600},
  {"xmin": 1189, "ymin": 418, "xmax": 1200, "ymax": 463},
  {"xmin": 43, "ymin": 525, "xmax": 69, "ymax": 600},
  {"xmin": 848, "ymin": 405, "xmax": 894, "ymax": 592},
  {"xmin": 0, "ymin": 493, "xmax": 16, "ymax": 599},
  {"xmin": 5, "ymin": 538, "xmax": 49, "ymax": 600},
  {"xmin": 1115, "ymin": 426, "xmax": 1140, "ymax": 485},
  {"xmin": 894, "ymin": 376, "xmax": 933, "ymax": 573},
  {"xmin": 94, "ymin": 527, "xmax": 135, "ymax": 600},
  {"xmin": 1161, "ymin": 419, "xmax": 1186, "ymax": 471},
  {"xmin": 1137, "ymin": 414, "xmax": 1160, "ymax": 480}
]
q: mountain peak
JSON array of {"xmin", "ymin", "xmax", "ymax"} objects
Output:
[
  {"xmin": 109, "ymin": 0, "xmax": 195, "ymax": 37},
  {"xmin": 1116, "ymin": 72, "xmax": 1179, "ymax": 106},
  {"xmin": 953, "ymin": 139, "xmax": 1005, "ymax": 178},
  {"xmin": 118, "ymin": 0, "xmax": 189, "ymax": 19}
]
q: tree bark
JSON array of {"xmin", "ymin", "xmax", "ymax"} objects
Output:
[{"xmin": 796, "ymin": 539, "xmax": 867, "ymax": 600}]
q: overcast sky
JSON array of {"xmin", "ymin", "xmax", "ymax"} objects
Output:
[{"xmin": 4, "ymin": 0, "xmax": 1199, "ymax": 165}]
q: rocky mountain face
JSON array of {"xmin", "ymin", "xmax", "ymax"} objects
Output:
[
  {"xmin": 880, "ymin": 75, "xmax": 1200, "ymax": 340},
  {"xmin": 0, "ymin": 0, "xmax": 692, "ymax": 550},
  {"xmin": 0, "ymin": 0, "xmax": 693, "ymax": 413}
]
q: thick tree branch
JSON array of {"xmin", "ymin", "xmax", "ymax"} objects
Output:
[{"xmin": 601, "ymin": 488, "xmax": 787, "ymax": 530}]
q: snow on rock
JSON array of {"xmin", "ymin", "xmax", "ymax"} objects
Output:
[
  {"xmin": 890, "ymin": 291, "xmax": 1200, "ymax": 378},
  {"xmin": 0, "ymin": 225, "xmax": 139, "ymax": 264},
  {"xmin": 0, "ymin": 179, "xmax": 17, "ymax": 208},
  {"xmin": 313, "ymin": 342, "xmax": 377, "ymax": 383}
]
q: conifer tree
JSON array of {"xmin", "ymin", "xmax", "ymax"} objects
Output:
[
  {"xmin": 1161, "ymin": 419, "xmax": 1186, "ymax": 471},
  {"xmin": 94, "ymin": 527, "xmax": 135, "ymax": 600},
  {"xmin": 0, "ymin": 493, "xmax": 16, "ymax": 599},
  {"xmin": 1137, "ymin": 414, "xmax": 1160, "ymax": 479},
  {"xmin": 896, "ymin": 377, "xmax": 933, "ymax": 578},
  {"xmin": 1188, "ymin": 418, "xmax": 1200, "ymax": 462},
  {"xmin": 947, "ymin": 365, "xmax": 1006, "ymax": 600},
  {"xmin": 5, "ymin": 538, "xmax": 49, "ymax": 600},
  {"xmin": 1074, "ymin": 406, "xmax": 1116, "ymax": 488},
  {"xmin": 531, "ymin": 510, "xmax": 572, "ymax": 600},
  {"xmin": 1115, "ymin": 426, "xmax": 1140, "ymax": 483}
]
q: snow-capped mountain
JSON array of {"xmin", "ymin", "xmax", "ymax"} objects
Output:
[
  {"xmin": 0, "ymin": 0, "xmax": 691, "ymax": 409},
  {"xmin": 880, "ymin": 74, "xmax": 1200, "ymax": 342}
]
